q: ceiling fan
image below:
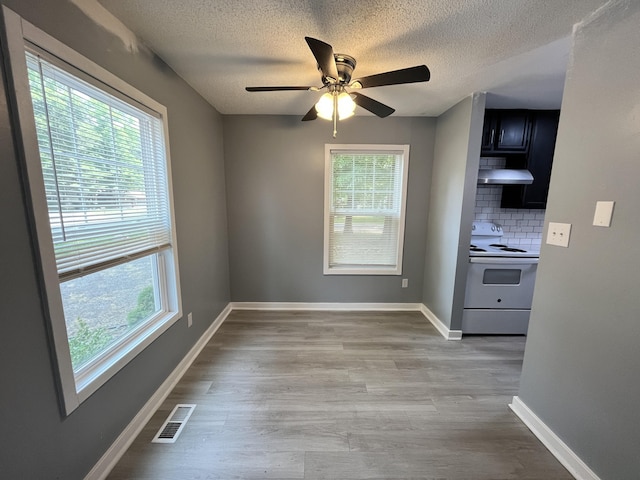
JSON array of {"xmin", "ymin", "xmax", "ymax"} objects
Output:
[{"xmin": 246, "ymin": 37, "xmax": 431, "ymax": 137}]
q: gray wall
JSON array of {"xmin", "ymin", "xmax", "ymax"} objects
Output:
[
  {"xmin": 422, "ymin": 93, "xmax": 485, "ymax": 330},
  {"xmin": 224, "ymin": 115, "xmax": 435, "ymax": 302},
  {"xmin": 0, "ymin": 1, "xmax": 230, "ymax": 478},
  {"xmin": 518, "ymin": 1, "xmax": 640, "ymax": 478}
]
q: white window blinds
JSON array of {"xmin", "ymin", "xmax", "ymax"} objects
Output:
[
  {"xmin": 25, "ymin": 51, "xmax": 172, "ymax": 279},
  {"xmin": 326, "ymin": 147, "xmax": 408, "ymax": 273}
]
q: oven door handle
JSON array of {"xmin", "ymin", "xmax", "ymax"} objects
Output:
[{"xmin": 469, "ymin": 256, "xmax": 539, "ymax": 265}]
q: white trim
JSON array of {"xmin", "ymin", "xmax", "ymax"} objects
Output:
[
  {"xmin": 419, "ymin": 304, "xmax": 463, "ymax": 340},
  {"xmin": 509, "ymin": 396, "xmax": 602, "ymax": 480},
  {"xmin": 23, "ymin": 38, "xmax": 80, "ymax": 413},
  {"xmin": 85, "ymin": 304, "xmax": 231, "ymax": 480},
  {"xmin": 231, "ymin": 302, "xmax": 422, "ymax": 311},
  {"xmin": 21, "ymin": 16, "xmax": 159, "ymax": 111},
  {"xmin": 231, "ymin": 303, "xmax": 463, "ymax": 342},
  {"xmin": 2, "ymin": 5, "xmax": 79, "ymax": 413}
]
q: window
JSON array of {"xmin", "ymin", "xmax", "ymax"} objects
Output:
[
  {"xmin": 324, "ymin": 144, "xmax": 410, "ymax": 275},
  {"xmin": 3, "ymin": 10, "xmax": 181, "ymax": 414}
]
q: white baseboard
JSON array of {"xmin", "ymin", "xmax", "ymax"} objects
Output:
[
  {"xmin": 233, "ymin": 302, "xmax": 463, "ymax": 342},
  {"xmin": 419, "ymin": 304, "xmax": 462, "ymax": 340},
  {"xmin": 230, "ymin": 301, "xmax": 422, "ymax": 311},
  {"xmin": 509, "ymin": 396, "xmax": 601, "ymax": 480},
  {"xmin": 85, "ymin": 303, "xmax": 232, "ymax": 480}
]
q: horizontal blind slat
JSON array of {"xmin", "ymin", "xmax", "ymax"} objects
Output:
[
  {"xmin": 329, "ymin": 151, "xmax": 403, "ymax": 268},
  {"xmin": 58, "ymin": 244, "xmax": 171, "ymax": 281},
  {"xmin": 26, "ymin": 52, "xmax": 171, "ymax": 278}
]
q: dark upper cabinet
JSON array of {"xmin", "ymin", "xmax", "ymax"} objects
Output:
[
  {"xmin": 501, "ymin": 110, "xmax": 560, "ymax": 209},
  {"xmin": 482, "ymin": 109, "xmax": 532, "ymax": 154}
]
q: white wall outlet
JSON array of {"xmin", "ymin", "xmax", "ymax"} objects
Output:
[
  {"xmin": 593, "ymin": 201, "xmax": 615, "ymax": 227},
  {"xmin": 187, "ymin": 312, "xmax": 193, "ymax": 328},
  {"xmin": 546, "ymin": 222, "xmax": 571, "ymax": 247},
  {"xmin": 401, "ymin": 278, "xmax": 408, "ymax": 288}
]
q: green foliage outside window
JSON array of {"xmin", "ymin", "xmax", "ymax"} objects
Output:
[
  {"xmin": 332, "ymin": 154, "xmax": 397, "ymax": 211},
  {"xmin": 126, "ymin": 285, "xmax": 156, "ymax": 326},
  {"xmin": 68, "ymin": 318, "xmax": 113, "ymax": 369},
  {"xmin": 67, "ymin": 284, "xmax": 156, "ymax": 369}
]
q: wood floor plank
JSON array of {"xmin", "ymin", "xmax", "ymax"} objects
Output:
[{"xmin": 106, "ymin": 311, "xmax": 572, "ymax": 480}]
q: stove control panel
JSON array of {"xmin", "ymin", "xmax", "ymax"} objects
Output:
[{"xmin": 472, "ymin": 221, "xmax": 503, "ymax": 237}]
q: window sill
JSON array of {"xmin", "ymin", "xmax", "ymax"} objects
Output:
[
  {"xmin": 324, "ymin": 266, "xmax": 402, "ymax": 276},
  {"xmin": 74, "ymin": 309, "xmax": 182, "ymax": 408}
]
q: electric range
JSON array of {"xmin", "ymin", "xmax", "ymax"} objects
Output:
[{"xmin": 463, "ymin": 222, "xmax": 539, "ymax": 335}]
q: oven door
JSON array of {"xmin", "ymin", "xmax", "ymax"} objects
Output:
[{"xmin": 464, "ymin": 257, "xmax": 538, "ymax": 309}]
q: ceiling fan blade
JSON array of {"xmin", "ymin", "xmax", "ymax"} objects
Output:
[
  {"xmin": 351, "ymin": 92, "xmax": 395, "ymax": 118},
  {"xmin": 305, "ymin": 37, "xmax": 339, "ymax": 82},
  {"xmin": 246, "ymin": 86, "xmax": 314, "ymax": 92},
  {"xmin": 301, "ymin": 105, "xmax": 318, "ymax": 121},
  {"xmin": 352, "ymin": 65, "xmax": 430, "ymax": 89}
]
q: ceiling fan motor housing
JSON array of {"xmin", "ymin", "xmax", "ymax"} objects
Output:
[{"xmin": 320, "ymin": 54, "xmax": 356, "ymax": 84}]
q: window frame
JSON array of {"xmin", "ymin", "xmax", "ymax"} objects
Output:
[
  {"xmin": 2, "ymin": 7, "xmax": 182, "ymax": 415},
  {"xmin": 323, "ymin": 144, "xmax": 410, "ymax": 276}
]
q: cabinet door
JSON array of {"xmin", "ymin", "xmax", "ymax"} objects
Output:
[
  {"xmin": 481, "ymin": 112, "xmax": 497, "ymax": 152},
  {"xmin": 522, "ymin": 111, "xmax": 560, "ymax": 208},
  {"xmin": 501, "ymin": 110, "xmax": 560, "ymax": 209},
  {"xmin": 495, "ymin": 111, "xmax": 531, "ymax": 152}
]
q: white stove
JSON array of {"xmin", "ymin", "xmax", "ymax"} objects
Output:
[
  {"xmin": 469, "ymin": 222, "xmax": 539, "ymax": 259},
  {"xmin": 463, "ymin": 222, "xmax": 539, "ymax": 335}
]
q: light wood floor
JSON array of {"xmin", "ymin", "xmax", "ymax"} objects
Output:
[{"xmin": 107, "ymin": 310, "xmax": 571, "ymax": 480}]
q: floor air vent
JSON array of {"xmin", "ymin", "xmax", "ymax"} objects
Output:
[{"xmin": 152, "ymin": 404, "xmax": 196, "ymax": 443}]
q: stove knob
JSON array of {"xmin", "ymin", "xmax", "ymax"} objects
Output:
[
  {"xmin": 497, "ymin": 298, "xmax": 502, "ymax": 303},
  {"xmin": 491, "ymin": 226, "xmax": 495, "ymax": 231}
]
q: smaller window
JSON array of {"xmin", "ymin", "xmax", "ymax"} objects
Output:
[{"xmin": 324, "ymin": 144, "xmax": 410, "ymax": 275}]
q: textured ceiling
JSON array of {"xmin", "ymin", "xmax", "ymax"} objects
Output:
[{"xmin": 94, "ymin": 0, "xmax": 608, "ymax": 117}]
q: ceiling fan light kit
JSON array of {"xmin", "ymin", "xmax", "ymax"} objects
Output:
[
  {"xmin": 336, "ymin": 92, "xmax": 356, "ymax": 119},
  {"xmin": 315, "ymin": 90, "xmax": 356, "ymax": 137},
  {"xmin": 245, "ymin": 37, "xmax": 430, "ymax": 137},
  {"xmin": 315, "ymin": 91, "xmax": 355, "ymax": 121}
]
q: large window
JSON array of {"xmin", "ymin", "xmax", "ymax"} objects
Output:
[
  {"xmin": 4, "ymin": 10, "xmax": 181, "ymax": 414},
  {"xmin": 324, "ymin": 144, "xmax": 410, "ymax": 275}
]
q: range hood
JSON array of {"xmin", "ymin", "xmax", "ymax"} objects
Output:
[{"xmin": 477, "ymin": 169, "xmax": 534, "ymax": 185}]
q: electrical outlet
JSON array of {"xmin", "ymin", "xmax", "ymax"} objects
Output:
[
  {"xmin": 402, "ymin": 278, "xmax": 408, "ymax": 288},
  {"xmin": 546, "ymin": 222, "xmax": 571, "ymax": 247},
  {"xmin": 187, "ymin": 312, "xmax": 193, "ymax": 328}
]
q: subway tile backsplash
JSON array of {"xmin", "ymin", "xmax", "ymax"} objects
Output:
[{"xmin": 475, "ymin": 157, "xmax": 545, "ymax": 247}]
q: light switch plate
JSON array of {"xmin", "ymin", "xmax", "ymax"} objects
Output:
[
  {"xmin": 593, "ymin": 201, "xmax": 615, "ymax": 227},
  {"xmin": 546, "ymin": 222, "xmax": 571, "ymax": 247}
]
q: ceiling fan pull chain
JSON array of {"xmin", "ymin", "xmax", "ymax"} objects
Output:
[{"xmin": 332, "ymin": 92, "xmax": 338, "ymax": 138}]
